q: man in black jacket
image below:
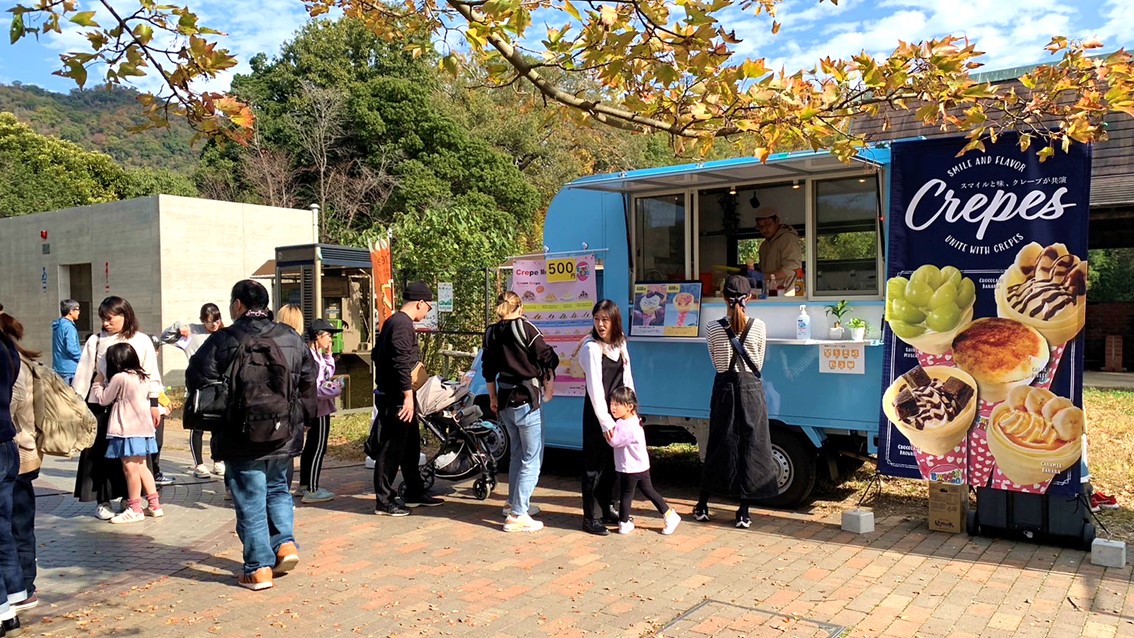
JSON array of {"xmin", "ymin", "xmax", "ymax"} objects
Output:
[
  {"xmin": 186, "ymin": 280, "xmax": 317, "ymax": 591},
  {"xmin": 372, "ymin": 281, "xmax": 443, "ymax": 516}
]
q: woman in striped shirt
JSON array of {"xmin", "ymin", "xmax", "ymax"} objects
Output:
[{"xmin": 695, "ymin": 275, "xmax": 779, "ymax": 528}]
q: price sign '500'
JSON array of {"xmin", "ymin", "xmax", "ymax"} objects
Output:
[{"xmin": 546, "ymin": 258, "xmax": 577, "ymax": 283}]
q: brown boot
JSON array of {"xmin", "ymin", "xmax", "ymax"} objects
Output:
[{"xmin": 237, "ymin": 566, "xmax": 273, "ymax": 591}]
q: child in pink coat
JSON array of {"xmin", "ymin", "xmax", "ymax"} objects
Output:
[
  {"xmin": 608, "ymin": 387, "xmax": 680, "ymax": 535},
  {"xmin": 90, "ymin": 343, "xmax": 163, "ymax": 524}
]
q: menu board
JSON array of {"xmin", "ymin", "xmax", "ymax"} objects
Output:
[
  {"xmin": 879, "ymin": 134, "xmax": 1089, "ymax": 497},
  {"xmin": 511, "ymin": 254, "xmax": 597, "ymax": 397},
  {"xmin": 630, "ymin": 282, "xmax": 702, "ymax": 337}
]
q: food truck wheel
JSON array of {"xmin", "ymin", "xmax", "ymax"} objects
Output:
[
  {"xmin": 757, "ymin": 429, "xmax": 816, "ymax": 508},
  {"xmin": 480, "ymin": 419, "xmax": 510, "ymax": 469}
]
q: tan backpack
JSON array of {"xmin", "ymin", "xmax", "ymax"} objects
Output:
[{"xmin": 21, "ymin": 354, "xmax": 98, "ymax": 457}]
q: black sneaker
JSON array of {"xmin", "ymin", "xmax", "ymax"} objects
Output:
[
  {"xmin": 600, "ymin": 509, "xmax": 621, "ymax": 525},
  {"xmin": 403, "ymin": 494, "xmax": 444, "ymax": 508},
  {"xmin": 582, "ymin": 519, "xmax": 610, "ymax": 536},
  {"xmin": 376, "ymin": 504, "xmax": 410, "ymax": 517},
  {"xmin": 154, "ymin": 473, "xmax": 175, "ymax": 486},
  {"xmin": 735, "ymin": 512, "xmax": 751, "ymax": 529},
  {"xmin": 693, "ymin": 504, "xmax": 710, "ymax": 522},
  {"xmin": 2, "ymin": 616, "xmax": 22, "ymax": 637}
]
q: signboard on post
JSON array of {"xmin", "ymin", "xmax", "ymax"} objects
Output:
[
  {"xmin": 511, "ymin": 254, "xmax": 597, "ymax": 397},
  {"xmin": 879, "ymin": 134, "xmax": 1090, "ymax": 497},
  {"xmin": 437, "ymin": 282, "xmax": 454, "ymax": 313}
]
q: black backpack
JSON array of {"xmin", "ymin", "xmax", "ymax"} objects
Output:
[{"xmin": 226, "ymin": 324, "xmax": 295, "ymax": 444}]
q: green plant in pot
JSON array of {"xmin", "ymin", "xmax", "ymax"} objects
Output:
[
  {"xmin": 825, "ymin": 300, "xmax": 852, "ymax": 339},
  {"xmin": 846, "ymin": 317, "xmax": 868, "ymax": 341}
]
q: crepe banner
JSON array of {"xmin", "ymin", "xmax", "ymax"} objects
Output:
[
  {"xmin": 511, "ymin": 254, "xmax": 597, "ymax": 397},
  {"xmin": 368, "ymin": 235, "xmax": 395, "ymax": 330},
  {"xmin": 878, "ymin": 134, "xmax": 1090, "ymax": 497}
]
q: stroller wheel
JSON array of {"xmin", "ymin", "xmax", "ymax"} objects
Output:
[
  {"xmin": 421, "ymin": 466, "xmax": 436, "ymax": 490},
  {"xmin": 473, "ymin": 478, "xmax": 490, "ymax": 501},
  {"xmin": 397, "ymin": 481, "xmax": 407, "ymax": 498}
]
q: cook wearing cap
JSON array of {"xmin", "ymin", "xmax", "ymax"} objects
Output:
[{"xmin": 752, "ymin": 207, "xmax": 802, "ymax": 291}]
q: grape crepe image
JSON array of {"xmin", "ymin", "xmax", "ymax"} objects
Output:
[
  {"xmin": 994, "ymin": 242, "xmax": 1087, "ymax": 346},
  {"xmin": 882, "ymin": 365, "xmax": 978, "ymax": 457},
  {"xmin": 885, "ymin": 264, "xmax": 977, "ymax": 355},
  {"xmin": 951, "ymin": 318, "xmax": 1049, "ymax": 404},
  {"xmin": 987, "ymin": 385, "xmax": 1084, "ymax": 486}
]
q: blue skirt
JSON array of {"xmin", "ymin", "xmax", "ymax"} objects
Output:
[{"xmin": 105, "ymin": 436, "xmax": 159, "ymax": 459}]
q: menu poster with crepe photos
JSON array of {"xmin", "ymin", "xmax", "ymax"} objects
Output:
[
  {"xmin": 510, "ymin": 254, "xmax": 597, "ymax": 397},
  {"xmin": 631, "ymin": 282, "xmax": 702, "ymax": 337},
  {"xmin": 878, "ymin": 133, "xmax": 1090, "ymax": 497}
]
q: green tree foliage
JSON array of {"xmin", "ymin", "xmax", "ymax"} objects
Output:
[
  {"xmin": 208, "ymin": 18, "xmax": 539, "ymax": 238},
  {"xmin": 1088, "ymin": 249, "xmax": 1134, "ymax": 303},
  {"xmin": 0, "ymin": 112, "xmax": 196, "ymax": 217},
  {"xmin": 0, "ymin": 83, "xmax": 198, "ymax": 172}
]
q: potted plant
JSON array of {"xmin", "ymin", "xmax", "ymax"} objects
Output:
[
  {"xmin": 847, "ymin": 317, "xmax": 868, "ymax": 341},
  {"xmin": 825, "ymin": 300, "xmax": 851, "ymax": 339}
]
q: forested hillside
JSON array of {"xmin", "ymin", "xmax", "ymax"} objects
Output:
[{"xmin": 0, "ymin": 82, "xmax": 198, "ymax": 173}]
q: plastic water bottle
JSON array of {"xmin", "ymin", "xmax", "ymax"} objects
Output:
[{"xmin": 796, "ymin": 305, "xmax": 811, "ymax": 341}]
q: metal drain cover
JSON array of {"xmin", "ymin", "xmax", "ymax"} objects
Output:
[{"xmin": 657, "ymin": 599, "xmax": 845, "ymax": 637}]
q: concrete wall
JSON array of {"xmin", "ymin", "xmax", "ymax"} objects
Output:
[
  {"xmin": 0, "ymin": 197, "xmax": 162, "ymax": 364},
  {"xmin": 0, "ymin": 196, "xmax": 318, "ymax": 386},
  {"xmin": 156, "ymin": 195, "xmax": 315, "ymax": 384}
]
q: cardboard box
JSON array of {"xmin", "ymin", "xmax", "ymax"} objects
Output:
[{"xmin": 928, "ymin": 481, "xmax": 967, "ymax": 533}]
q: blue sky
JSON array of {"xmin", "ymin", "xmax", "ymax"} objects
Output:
[{"xmin": 1, "ymin": 0, "xmax": 1132, "ymax": 95}]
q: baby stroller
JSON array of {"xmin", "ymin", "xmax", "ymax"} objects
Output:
[{"xmin": 399, "ymin": 376, "xmax": 509, "ymax": 500}]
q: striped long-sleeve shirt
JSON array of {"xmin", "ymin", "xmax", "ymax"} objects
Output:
[{"xmin": 705, "ymin": 316, "xmax": 767, "ymax": 373}]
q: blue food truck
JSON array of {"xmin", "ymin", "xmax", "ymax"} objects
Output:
[{"xmin": 471, "ymin": 147, "xmax": 893, "ymax": 507}]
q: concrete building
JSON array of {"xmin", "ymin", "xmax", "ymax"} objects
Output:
[{"xmin": 0, "ymin": 195, "xmax": 317, "ymax": 384}]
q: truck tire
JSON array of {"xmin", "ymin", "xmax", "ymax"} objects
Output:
[{"xmin": 755, "ymin": 429, "xmax": 817, "ymax": 509}]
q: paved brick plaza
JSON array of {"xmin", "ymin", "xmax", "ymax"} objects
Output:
[{"xmin": 18, "ymin": 450, "xmax": 1134, "ymax": 637}]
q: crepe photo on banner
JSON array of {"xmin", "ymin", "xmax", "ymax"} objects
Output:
[{"xmin": 879, "ymin": 134, "xmax": 1089, "ymax": 497}]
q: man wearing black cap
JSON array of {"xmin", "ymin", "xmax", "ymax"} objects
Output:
[{"xmin": 371, "ymin": 281, "xmax": 443, "ymax": 515}]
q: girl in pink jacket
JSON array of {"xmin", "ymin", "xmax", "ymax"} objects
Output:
[
  {"xmin": 608, "ymin": 387, "xmax": 680, "ymax": 535},
  {"xmin": 90, "ymin": 343, "xmax": 162, "ymax": 524}
]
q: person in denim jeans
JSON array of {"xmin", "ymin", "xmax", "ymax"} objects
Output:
[
  {"xmin": 1, "ymin": 328, "xmax": 30, "ymax": 634},
  {"xmin": 186, "ymin": 280, "xmax": 317, "ymax": 590},
  {"xmin": 481, "ymin": 292, "xmax": 559, "ymax": 533}
]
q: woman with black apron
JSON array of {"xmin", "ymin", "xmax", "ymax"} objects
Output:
[
  {"xmin": 696, "ymin": 275, "xmax": 778, "ymax": 528},
  {"xmin": 71, "ymin": 297, "xmax": 162, "ymax": 521},
  {"xmin": 580, "ymin": 299, "xmax": 635, "ymax": 536}
]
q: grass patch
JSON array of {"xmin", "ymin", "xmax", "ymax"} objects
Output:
[{"xmin": 328, "ymin": 411, "xmax": 374, "ymax": 462}]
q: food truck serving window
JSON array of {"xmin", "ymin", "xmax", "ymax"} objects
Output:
[
  {"xmin": 811, "ymin": 177, "xmax": 882, "ymax": 297},
  {"xmin": 634, "ymin": 194, "xmax": 687, "ymax": 280}
]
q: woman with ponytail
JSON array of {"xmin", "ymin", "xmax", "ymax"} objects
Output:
[
  {"xmin": 697, "ymin": 275, "xmax": 777, "ymax": 528},
  {"xmin": 482, "ymin": 291, "xmax": 559, "ymax": 533}
]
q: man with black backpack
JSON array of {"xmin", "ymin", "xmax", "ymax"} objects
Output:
[{"xmin": 185, "ymin": 280, "xmax": 317, "ymax": 591}]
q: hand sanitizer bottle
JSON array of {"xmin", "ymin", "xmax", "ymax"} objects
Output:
[{"xmin": 796, "ymin": 305, "xmax": 811, "ymax": 341}]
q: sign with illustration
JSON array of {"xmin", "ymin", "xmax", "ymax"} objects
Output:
[
  {"xmin": 511, "ymin": 254, "xmax": 597, "ymax": 397},
  {"xmin": 630, "ymin": 282, "xmax": 702, "ymax": 337},
  {"xmin": 819, "ymin": 343, "xmax": 865, "ymax": 375},
  {"xmin": 879, "ymin": 134, "xmax": 1089, "ymax": 497},
  {"xmin": 437, "ymin": 282, "xmax": 453, "ymax": 313}
]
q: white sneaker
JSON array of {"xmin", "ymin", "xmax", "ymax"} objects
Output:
[
  {"xmin": 503, "ymin": 514, "xmax": 544, "ymax": 533},
  {"xmin": 662, "ymin": 509, "xmax": 681, "ymax": 535},
  {"xmin": 192, "ymin": 464, "xmax": 211, "ymax": 478},
  {"xmin": 110, "ymin": 509, "xmax": 145, "ymax": 524},
  {"xmin": 618, "ymin": 520, "xmax": 635, "ymax": 535},
  {"xmin": 365, "ymin": 457, "xmax": 376, "ymax": 469},
  {"xmin": 96, "ymin": 503, "xmax": 114, "ymax": 521},
  {"xmin": 212, "ymin": 461, "xmax": 226, "ymax": 477},
  {"xmin": 501, "ymin": 503, "xmax": 541, "ymax": 517}
]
